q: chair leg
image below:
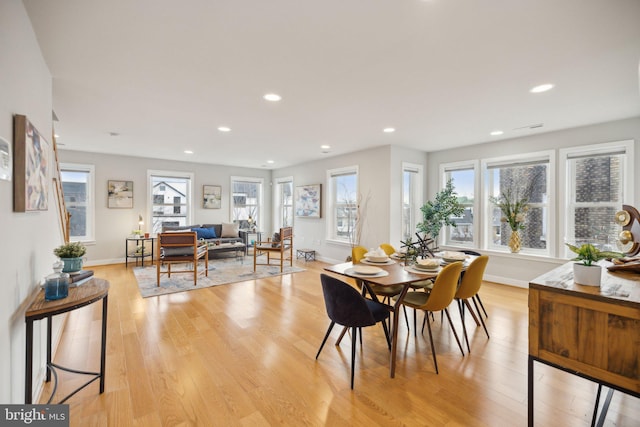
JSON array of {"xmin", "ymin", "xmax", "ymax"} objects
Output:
[
  {"xmin": 457, "ymin": 299, "xmax": 471, "ymax": 354},
  {"xmin": 380, "ymin": 319, "xmax": 391, "ymax": 350},
  {"xmin": 351, "ymin": 326, "xmax": 357, "ymax": 389},
  {"xmin": 424, "ymin": 312, "xmax": 438, "ymax": 374},
  {"xmin": 464, "ymin": 299, "xmax": 481, "ymax": 326},
  {"xmin": 316, "ymin": 321, "xmax": 335, "ymax": 359},
  {"xmin": 336, "ymin": 326, "xmax": 349, "ymax": 346},
  {"xmin": 471, "ymin": 297, "xmax": 490, "ymax": 339},
  {"xmin": 443, "ymin": 308, "xmax": 465, "ymax": 356},
  {"xmin": 475, "ymin": 293, "xmax": 488, "ymax": 318}
]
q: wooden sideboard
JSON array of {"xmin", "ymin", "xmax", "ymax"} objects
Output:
[{"xmin": 528, "ymin": 262, "xmax": 640, "ymax": 426}]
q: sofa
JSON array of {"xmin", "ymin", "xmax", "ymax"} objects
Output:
[{"xmin": 161, "ymin": 223, "xmax": 245, "ymax": 258}]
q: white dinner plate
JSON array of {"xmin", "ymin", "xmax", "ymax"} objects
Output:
[{"xmin": 352, "ymin": 265, "xmax": 382, "ymax": 275}]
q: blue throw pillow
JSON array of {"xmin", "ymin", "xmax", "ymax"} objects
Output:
[{"xmin": 193, "ymin": 227, "xmax": 216, "ymax": 239}]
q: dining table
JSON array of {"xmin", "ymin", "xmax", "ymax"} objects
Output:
[{"xmin": 324, "ymin": 254, "xmax": 473, "ymax": 378}]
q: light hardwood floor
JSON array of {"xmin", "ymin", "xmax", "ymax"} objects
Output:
[{"xmin": 39, "ymin": 260, "xmax": 639, "ymax": 426}]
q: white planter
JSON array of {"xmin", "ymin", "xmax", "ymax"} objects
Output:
[{"xmin": 573, "ymin": 263, "xmax": 602, "ymax": 286}]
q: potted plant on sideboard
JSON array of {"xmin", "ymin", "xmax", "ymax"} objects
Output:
[
  {"xmin": 53, "ymin": 241, "xmax": 87, "ymax": 273},
  {"xmin": 566, "ymin": 243, "xmax": 622, "ymax": 286}
]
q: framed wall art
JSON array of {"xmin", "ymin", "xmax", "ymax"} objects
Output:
[
  {"xmin": 0, "ymin": 136, "xmax": 11, "ymax": 181},
  {"xmin": 13, "ymin": 114, "xmax": 49, "ymax": 211},
  {"xmin": 295, "ymin": 184, "xmax": 321, "ymax": 218},
  {"xmin": 108, "ymin": 180, "xmax": 133, "ymax": 208},
  {"xmin": 203, "ymin": 184, "xmax": 222, "ymax": 209}
]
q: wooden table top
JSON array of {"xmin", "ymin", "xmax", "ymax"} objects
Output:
[
  {"xmin": 325, "ymin": 261, "xmax": 442, "ymax": 286},
  {"xmin": 529, "ymin": 261, "xmax": 640, "ymax": 307},
  {"xmin": 26, "ymin": 277, "xmax": 110, "ymax": 321}
]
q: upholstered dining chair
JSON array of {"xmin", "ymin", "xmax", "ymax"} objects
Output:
[
  {"xmin": 315, "ymin": 274, "xmax": 391, "ymax": 389},
  {"xmin": 460, "ymin": 250, "xmax": 488, "ymax": 318},
  {"xmin": 396, "ymin": 261, "xmax": 465, "ymax": 374},
  {"xmin": 455, "ymin": 255, "xmax": 490, "ymax": 353},
  {"xmin": 157, "ymin": 232, "xmax": 208, "ymax": 286}
]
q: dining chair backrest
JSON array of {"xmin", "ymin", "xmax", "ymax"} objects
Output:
[
  {"xmin": 352, "ymin": 246, "xmax": 367, "ymax": 263},
  {"xmin": 456, "ymin": 255, "xmax": 489, "ymax": 300},
  {"xmin": 379, "ymin": 243, "xmax": 396, "ymax": 256},
  {"xmin": 320, "ymin": 274, "xmax": 377, "ymax": 328},
  {"xmin": 422, "ymin": 262, "xmax": 463, "ymax": 312}
]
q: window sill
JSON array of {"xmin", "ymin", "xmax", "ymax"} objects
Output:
[
  {"xmin": 325, "ymin": 238, "xmax": 352, "ymax": 247},
  {"xmin": 440, "ymin": 245, "xmax": 566, "ymax": 264}
]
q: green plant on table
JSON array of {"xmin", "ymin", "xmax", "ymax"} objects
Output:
[
  {"xmin": 565, "ymin": 243, "xmax": 622, "ymax": 266},
  {"xmin": 53, "ymin": 241, "xmax": 87, "ymax": 258}
]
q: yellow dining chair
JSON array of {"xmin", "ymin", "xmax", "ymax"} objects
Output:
[
  {"xmin": 461, "ymin": 250, "xmax": 488, "ymax": 318},
  {"xmin": 396, "ymin": 261, "xmax": 464, "ymax": 374},
  {"xmin": 455, "ymin": 255, "xmax": 490, "ymax": 353}
]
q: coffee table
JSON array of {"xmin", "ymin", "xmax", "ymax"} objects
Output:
[{"xmin": 207, "ymin": 242, "xmax": 246, "ymax": 259}]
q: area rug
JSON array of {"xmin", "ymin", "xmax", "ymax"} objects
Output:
[{"xmin": 133, "ymin": 258, "xmax": 305, "ymax": 298}]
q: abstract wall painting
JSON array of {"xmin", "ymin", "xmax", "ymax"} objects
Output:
[
  {"xmin": 295, "ymin": 184, "xmax": 321, "ymax": 218},
  {"xmin": 13, "ymin": 115, "xmax": 49, "ymax": 212}
]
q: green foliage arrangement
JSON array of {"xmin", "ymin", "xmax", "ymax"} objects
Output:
[
  {"xmin": 417, "ymin": 179, "xmax": 464, "ymax": 241},
  {"xmin": 565, "ymin": 243, "xmax": 622, "ymax": 266},
  {"xmin": 490, "ymin": 188, "xmax": 529, "ymax": 231},
  {"xmin": 53, "ymin": 241, "xmax": 87, "ymax": 258}
]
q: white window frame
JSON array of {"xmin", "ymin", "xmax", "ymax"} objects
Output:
[
  {"xmin": 274, "ymin": 176, "xmax": 294, "ymax": 230},
  {"xmin": 559, "ymin": 140, "xmax": 634, "ymax": 257},
  {"xmin": 326, "ymin": 165, "xmax": 359, "ymax": 244},
  {"xmin": 148, "ymin": 169, "xmax": 194, "ymax": 233},
  {"xmin": 440, "ymin": 160, "xmax": 479, "ymax": 248},
  {"xmin": 481, "ymin": 150, "xmax": 555, "ymax": 256},
  {"xmin": 401, "ymin": 162, "xmax": 423, "ymax": 241},
  {"xmin": 230, "ymin": 176, "xmax": 264, "ymax": 230},
  {"xmin": 60, "ymin": 162, "xmax": 95, "ymax": 243}
]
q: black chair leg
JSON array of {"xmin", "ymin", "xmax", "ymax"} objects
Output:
[
  {"xmin": 472, "ymin": 297, "xmax": 490, "ymax": 339},
  {"xmin": 444, "ymin": 308, "xmax": 465, "ymax": 356},
  {"xmin": 475, "ymin": 293, "xmax": 488, "ymax": 318},
  {"xmin": 458, "ymin": 299, "xmax": 471, "ymax": 354},
  {"xmin": 316, "ymin": 321, "xmax": 335, "ymax": 359},
  {"xmin": 350, "ymin": 326, "xmax": 357, "ymax": 389},
  {"xmin": 424, "ymin": 312, "xmax": 438, "ymax": 374},
  {"xmin": 335, "ymin": 325, "xmax": 349, "ymax": 345}
]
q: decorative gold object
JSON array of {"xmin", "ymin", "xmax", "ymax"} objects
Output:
[
  {"xmin": 508, "ymin": 230, "xmax": 521, "ymax": 253},
  {"xmin": 614, "ymin": 210, "xmax": 631, "ymax": 226},
  {"xmin": 619, "ymin": 230, "xmax": 633, "ymax": 245}
]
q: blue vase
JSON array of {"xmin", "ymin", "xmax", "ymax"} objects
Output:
[
  {"xmin": 45, "ymin": 261, "xmax": 70, "ymax": 301},
  {"xmin": 60, "ymin": 257, "xmax": 83, "ymax": 273}
]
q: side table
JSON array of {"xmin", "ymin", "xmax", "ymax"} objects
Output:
[
  {"xmin": 125, "ymin": 236, "xmax": 155, "ymax": 267},
  {"xmin": 239, "ymin": 229, "xmax": 263, "ymax": 255},
  {"xmin": 296, "ymin": 248, "xmax": 316, "ymax": 261},
  {"xmin": 25, "ymin": 277, "xmax": 109, "ymax": 404}
]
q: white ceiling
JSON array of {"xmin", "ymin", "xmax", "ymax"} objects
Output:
[{"xmin": 23, "ymin": 0, "xmax": 640, "ymax": 169}]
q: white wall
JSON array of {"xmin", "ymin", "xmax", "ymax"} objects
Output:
[
  {"xmin": 427, "ymin": 117, "xmax": 640, "ymax": 286},
  {"xmin": 58, "ymin": 150, "xmax": 272, "ymax": 265},
  {"xmin": 274, "ymin": 145, "xmax": 428, "ymax": 263},
  {"xmin": 0, "ymin": 0, "xmax": 62, "ymax": 403}
]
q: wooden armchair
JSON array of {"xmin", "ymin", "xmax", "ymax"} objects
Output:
[
  {"xmin": 157, "ymin": 232, "xmax": 208, "ymax": 286},
  {"xmin": 253, "ymin": 227, "xmax": 293, "ymax": 272}
]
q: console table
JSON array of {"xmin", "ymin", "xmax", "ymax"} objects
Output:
[
  {"xmin": 528, "ymin": 262, "xmax": 639, "ymax": 426},
  {"xmin": 125, "ymin": 236, "xmax": 155, "ymax": 267},
  {"xmin": 25, "ymin": 277, "xmax": 109, "ymax": 404}
]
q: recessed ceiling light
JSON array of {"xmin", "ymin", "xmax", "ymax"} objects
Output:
[
  {"xmin": 320, "ymin": 144, "xmax": 331, "ymax": 150},
  {"xmin": 264, "ymin": 93, "xmax": 282, "ymax": 102},
  {"xmin": 383, "ymin": 127, "xmax": 396, "ymax": 133},
  {"xmin": 218, "ymin": 126, "xmax": 231, "ymax": 132},
  {"xmin": 267, "ymin": 160, "xmax": 275, "ymax": 164},
  {"xmin": 530, "ymin": 84, "xmax": 554, "ymax": 93},
  {"xmin": 184, "ymin": 150, "xmax": 193, "ymax": 154},
  {"xmin": 490, "ymin": 130, "xmax": 504, "ymax": 136}
]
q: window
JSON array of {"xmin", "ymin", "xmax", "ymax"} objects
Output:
[
  {"xmin": 275, "ymin": 177, "xmax": 293, "ymax": 228},
  {"xmin": 149, "ymin": 171, "xmax": 193, "ymax": 234},
  {"xmin": 327, "ymin": 166, "xmax": 358, "ymax": 243},
  {"xmin": 442, "ymin": 162, "xmax": 477, "ymax": 247},
  {"xmin": 560, "ymin": 140, "xmax": 634, "ymax": 255},
  {"xmin": 60, "ymin": 163, "xmax": 94, "ymax": 242},
  {"xmin": 484, "ymin": 152, "xmax": 553, "ymax": 255},
  {"xmin": 231, "ymin": 177, "xmax": 263, "ymax": 229},
  {"xmin": 401, "ymin": 163, "xmax": 423, "ymax": 240}
]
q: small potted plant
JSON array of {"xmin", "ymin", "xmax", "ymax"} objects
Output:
[
  {"xmin": 53, "ymin": 241, "xmax": 87, "ymax": 273},
  {"xmin": 565, "ymin": 243, "xmax": 622, "ymax": 286}
]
